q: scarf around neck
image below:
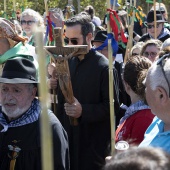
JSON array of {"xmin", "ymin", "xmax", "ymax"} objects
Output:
[
  {"xmin": 0, "ymin": 98, "xmax": 41, "ymax": 132},
  {"xmin": 119, "ymin": 100, "xmax": 150, "ymax": 126}
]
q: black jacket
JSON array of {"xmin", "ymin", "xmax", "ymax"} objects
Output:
[
  {"xmin": 139, "ymin": 32, "xmax": 170, "ymax": 42},
  {"xmin": 0, "ymin": 110, "xmax": 69, "ymax": 170},
  {"xmin": 57, "ymin": 49, "xmax": 111, "ymax": 170}
]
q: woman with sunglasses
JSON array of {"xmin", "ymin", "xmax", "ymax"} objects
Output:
[
  {"xmin": 140, "ymin": 39, "xmax": 162, "ymax": 63},
  {"xmin": 139, "ymin": 10, "xmax": 170, "ymax": 43},
  {"xmin": 20, "ymin": 8, "xmax": 45, "ymax": 46}
]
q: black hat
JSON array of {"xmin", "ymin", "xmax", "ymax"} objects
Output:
[
  {"xmin": 146, "ymin": 10, "xmax": 166, "ymax": 23},
  {"xmin": 0, "ymin": 57, "xmax": 38, "ymax": 84},
  {"xmin": 151, "ymin": 6, "xmax": 165, "ymax": 13},
  {"xmin": 92, "ymin": 31, "xmax": 107, "ymax": 44}
]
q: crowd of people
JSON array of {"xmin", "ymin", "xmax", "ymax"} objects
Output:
[{"xmin": 1, "ymin": 1, "xmax": 170, "ymax": 170}]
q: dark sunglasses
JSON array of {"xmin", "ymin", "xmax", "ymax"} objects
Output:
[
  {"xmin": 64, "ymin": 37, "xmax": 78, "ymax": 45},
  {"xmin": 21, "ymin": 20, "xmax": 36, "ymax": 26},
  {"xmin": 157, "ymin": 53, "xmax": 170, "ymax": 97},
  {"xmin": 143, "ymin": 52, "xmax": 157, "ymax": 58},
  {"xmin": 147, "ymin": 23, "xmax": 160, "ymax": 29}
]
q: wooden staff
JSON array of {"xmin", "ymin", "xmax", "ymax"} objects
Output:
[
  {"xmin": 44, "ymin": 0, "xmax": 48, "ymax": 16},
  {"xmin": 153, "ymin": 0, "xmax": 157, "ymax": 39},
  {"xmin": 77, "ymin": 0, "xmax": 80, "ymax": 13},
  {"xmin": 44, "ymin": 0, "xmax": 57, "ymax": 115},
  {"xmin": 124, "ymin": 0, "xmax": 136, "ymax": 64},
  {"xmin": 35, "ymin": 28, "xmax": 54, "ymax": 170},
  {"xmin": 113, "ymin": 0, "xmax": 116, "ymax": 10},
  {"xmin": 13, "ymin": 0, "xmax": 16, "ymax": 19},
  {"xmin": 49, "ymin": 58, "xmax": 57, "ymax": 116},
  {"xmin": 107, "ymin": 0, "xmax": 115, "ymax": 156},
  {"xmin": 4, "ymin": 0, "xmax": 6, "ymax": 18}
]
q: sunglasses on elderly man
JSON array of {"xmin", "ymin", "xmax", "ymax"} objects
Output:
[
  {"xmin": 157, "ymin": 53, "xmax": 170, "ymax": 97},
  {"xmin": 147, "ymin": 23, "xmax": 160, "ymax": 29},
  {"xmin": 64, "ymin": 37, "xmax": 78, "ymax": 45},
  {"xmin": 21, "ymin": 20, "xmax": 36, "ymax": 26}
]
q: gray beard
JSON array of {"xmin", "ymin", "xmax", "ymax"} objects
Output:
[{"xmin": 2, "ymin": 106, "xmax": 28, "ymax": 120}]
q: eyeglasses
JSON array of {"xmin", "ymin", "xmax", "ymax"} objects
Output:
[
  {"xmin": 147, "ymin": 23, "xmax": 160, "ymax": 29},
  {"xmin": 157, "ymin": 53, "xmax": 170, "ymax": 97},
  {"xmin": 21, "ymin": 20, "xmax": 36, "ymax": 26},
  {"xmin": 132, "ymin": 53, "xmax": 139, "ymax": 56},
  {"xmin": 143, "ymin": 52, "xmax": 157, "ymax": 58},
  {"xmin": 64, "ymin": 37, "xmax": 78, "ymax": 45}
]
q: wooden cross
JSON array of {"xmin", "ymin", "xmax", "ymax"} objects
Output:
[{"xmin": 44, "ymin": 27, "xmax": 88, "ymax": 126}]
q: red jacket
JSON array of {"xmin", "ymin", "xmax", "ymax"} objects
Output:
[{"xmin": 115, "ymin": 109, "xmax": 154, "ymax": 146}]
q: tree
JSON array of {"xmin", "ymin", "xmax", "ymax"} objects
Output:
[{"xmin": 0, "ymin": 0, "xmax": 170, "ymax": 22}]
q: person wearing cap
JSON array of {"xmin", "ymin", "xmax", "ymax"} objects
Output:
[
  {"xmin": 139, "ymin": 10, "xmax": 170, "ymax": 43},
  {"xmin": 150, "ymin": 2, "xmax": 170, "ymax": 31},
  {"xmin": 92, "ymin": 30, "xmax": 131, "ymax": 127},
  {"xmin": 92, "ymin": 31, "xmax": 124, "ymax": 126},
  {"xmin": 0, "ymin": 57, "xmax": 69, "ymax": 170}
]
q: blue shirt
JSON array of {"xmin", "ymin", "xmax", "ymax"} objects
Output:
[{"xmin": 139, "ymin": 116, "xmax": 170, "ymax": 153}]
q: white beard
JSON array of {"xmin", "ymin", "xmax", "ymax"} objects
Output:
[{"xmin": 2, "ymin": 106, "xmax": 28, "ymax": 120}]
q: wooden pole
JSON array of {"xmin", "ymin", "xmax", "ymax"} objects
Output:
[
  {"xmin": 77, "ymin": 0, "xmax": 80, "ymax": 14},
  {"xmin": 124, "ymin": 0, "xmax": 136, "ymax": 64},
  {"xmin": 113, "ymin": 0, "xmax": 116, "ymax": 10},
  {"xmin": 153, "ymin": 0, "xmax": 157, "ymax": 39},
  {"xmin": 13, "ymin": 0, "xmax": 16, "ymax": 18},
  {"xmin": 4, "ymin": 0, "xmax": 6, "ymax": 18},
  {"xmin": 49, "ymin": 58, "xmax": 57, "ymax": 116},
  {"xmin": 35, "ymin": 28, "xmax": 54, "ymax": 170},
  {"xmin": 44, "ymin": 0, "xmax": 57, "ymax": 115},
  {"xmin": 44, "ymin": 0, "xmax": 49, "ymax": 16},
  {"xmin": 68, "ymin": 0, "xmax": 73, "ymax": 5},
  {"xmin": 106, "ymin": 0, "xmax": 115, "ymax": 156}
]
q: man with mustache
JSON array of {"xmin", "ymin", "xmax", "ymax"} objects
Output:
[{"xmin": 0, "ymin": 57, "xmax": 69, "ymax": 170}]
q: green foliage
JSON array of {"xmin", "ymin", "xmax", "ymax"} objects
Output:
[{"xmin": 0, "ymin": 0, "xmax": 170, "ymax": 22}]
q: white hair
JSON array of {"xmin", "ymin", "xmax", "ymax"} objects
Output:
[
  {"xmin": 130, "ymin": 41, "xmax": 145, "ymax": 56},
  {"xmin": 147, "ymin": 58, "xmax": 170, "ymax": 95},
  {"xmin": 20, "ymin": 8, "xmax": 44, "ymax": 28},
  {"xmin": 161, "ymin": 38, "xmax": 170, "ymax": 50}
]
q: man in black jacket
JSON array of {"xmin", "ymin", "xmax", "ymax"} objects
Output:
[
  {"xmin": 91, "ymin": 30, "xmax": 130, "ymax": 127},
  {"xmin": 139, "ymin": 10, "xmax": 170, "ymax": 43},
  {"xmin": 56, "ymin": 13, "xmax": 111, "ymax": 170}
]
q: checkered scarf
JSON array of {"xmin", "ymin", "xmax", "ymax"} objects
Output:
[
  {"xmin": 119, "ymin": 100, "xmax": 150, "ymax": 126},
  {"xmin": 0, "ymin": 98, "xmax": 41, "ymax": 132}
]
